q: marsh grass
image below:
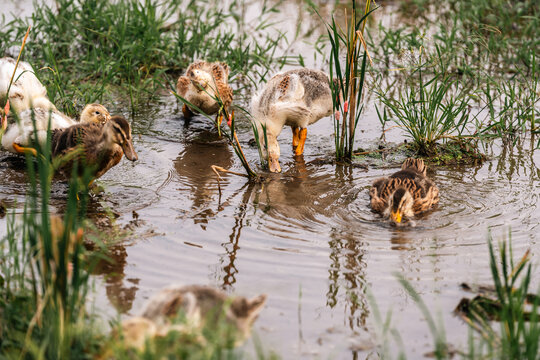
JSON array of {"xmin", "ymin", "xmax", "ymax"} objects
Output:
[
  {"xmin": 0, "ymin": 111, "xmax": 105, "ymax": 359},
  {"xmin": 0, "ymin": 0, "xmax": 290, "ymax": 116},
  {"xmin": 377, "ymin": 66, "xmax": 472, "ymax": 156},
  {"xmin": 325, "ymin": 0, "xmax": 373, "ymax": 161},
  {"xmin": 387, "ymin": 234, "xmax": 540, "ymax": 360}
]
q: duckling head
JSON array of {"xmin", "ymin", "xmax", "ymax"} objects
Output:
[
  {"xmin": 80, "ymin": 103, "xmax": 110, "ymax": 124},
  {"xmin": 226, "ymin": 294, "xmax": 267, "ymax": 345},
  {"xmin": 106, "ymin": 116, "xmax": 138, "ymax": 161},
  {"xmin": 388, "ymin": 187, "xmax": 414, "ymax": 224},
  {"xmin": 190, "ymin": 69, "xmax": 213, "ymax": 90}
]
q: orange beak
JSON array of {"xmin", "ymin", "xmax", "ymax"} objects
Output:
[{"xmin": 391, "ymin": 210, "xmax": 402, "ymax": 223}]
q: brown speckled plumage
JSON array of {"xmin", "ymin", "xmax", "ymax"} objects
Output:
[
  {"xmin": 370, "ymin": 158, "xmax": 439, "ymax": 221},
  {"xmin": 51, "ymin": 115, "xmax": 138, "ymax": 180},
  {"xmin": 176, "ymin": 61, "xmax": 233, "ymax": 117}
]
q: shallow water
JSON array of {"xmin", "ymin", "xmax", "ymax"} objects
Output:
[{"xmin": 1, "ymin": 1, "xmax": 540, "ymax": 359}]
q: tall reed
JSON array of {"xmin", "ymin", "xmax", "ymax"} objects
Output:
[{"xmin": 325, "ymin": 0, "xmax": 373, "ymax": 161}]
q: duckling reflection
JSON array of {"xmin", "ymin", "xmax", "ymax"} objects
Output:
[
  {"xmin": 173, "ymin": 130, "xmax": 233, "ymax": 226},
  {"xmin": 90, "ymin": 244, "xmax": 138, "ymax": 314},
  {"xmin": 254, "ymin": 162, "xmax": 354, "ymax": 223}
]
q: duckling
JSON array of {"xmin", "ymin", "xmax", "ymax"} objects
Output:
[
  {"xmin": 120, "ymin": 285, "xmax": 266, "ymax": 349},
  {"xmin": 51, "ymin": 115, "xmax": 138, "ymax": 180},
  {"xmin": 251, "ymin": 68, "xmax": 333, "ymax": 172},
  {"xmin": 1, "ymin": 103, "xmax": 110, "ymax": 153},
  {"xmin": 0, "ymin": 57, "xmax": 55, "ymax": 113},
  {"xmin": 176, "ymin": 61, "xmax": 233, "ymax": 119},
  {"xmin": 369, "ymin": 158, "xmax": 439, "ymax": 225}
]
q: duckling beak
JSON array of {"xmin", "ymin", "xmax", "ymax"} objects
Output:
[
  {"xmin": 268, "ymin": 154, "xmax": 281, "ymax": 173},
  {"xmin": 122, "ymin": 140, "xmax": 138, "ymax": 161},
  {"xmin": 391, "ymin": 210, "xmax": 402, "ymax": 223}
]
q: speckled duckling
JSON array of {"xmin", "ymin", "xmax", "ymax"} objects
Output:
[
  {"xmin": 251, "ymin": 68, "xmax": 333, "ymax": 172},
  {"xmin": 51, "ymin": 115, "xmax": 137, "ymax": 180},
  {"xmin": 120, "ymin": 285, "xmax": 267, "ymax": 350},
  {"xmin": 370, "ymin": 158, "xmax": 439, "ymax": 225},
  {"xmin": 176, "ymin": 61, "xmax": 233, "ymax": 119}
]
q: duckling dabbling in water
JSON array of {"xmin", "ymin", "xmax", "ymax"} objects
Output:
[
  {"xmin": 369, "ymin": 158, "xmax": 439, "ymax": 225},
  {"xmin": 51, "ymin": 115, "xmax": 138, "ymax": 180},
  {"xmin": 176, "ymin": 61, "xmax": 233, "ymax": 119},
  {"xmin": 251, "ymin": 68, "xmax": 333, "ymax": 173}
]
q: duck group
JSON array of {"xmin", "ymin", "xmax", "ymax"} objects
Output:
[
  {"xmin": 1, "ymin": 57, "xmax": 439, "ymax": 224},
  {"xmin": 1, "ymin": 55, "xmax": 440, "ymax": 351},
  {"xmin": 0, "ymin": 57, "xmax": 137, "ymax": 181}
]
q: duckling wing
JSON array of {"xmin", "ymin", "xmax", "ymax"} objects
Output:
[
  {"xmin": 411, "ymin": 178, "xmax": 439, "ymax": 213},
  {"xmin": 370, "ymin": 177, "xmax": 389, "ymax": 213}
]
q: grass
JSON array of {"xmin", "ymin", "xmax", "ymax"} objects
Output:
[
  {"xmin": 0, "ymin": 0, "xmax": 290, "ymax": 116},
  {"xmin": 377, "ymin": 64, "xmax": 473, "ymax": 156},
  {"xmin": 0, "ymin": 112, "xmax": 274, "ymax": 358},
  {"xmin": 380, "ymin": 234, "xmax": 540, "ymax": 360},
  {"xmin": 325, "ymin": 0, "xmax": 373, "ymax": 161}
]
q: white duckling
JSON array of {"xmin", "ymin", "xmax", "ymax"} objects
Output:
[
  {"xmin": 0, "ymin": 57, "xmax": 55, "ymax": 114},
  {"xmin": 176, "ymin": 61, "xmax": 233, "ymax": 119},
  {"xmin": 1, "ymin": 103, "xmax": 110, "ymax": 153},
  {"xmin": 251, "ymin": 68, "xmax": 333, "ymax": 172}
]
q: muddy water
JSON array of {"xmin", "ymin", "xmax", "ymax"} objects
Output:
[{"xmin": 2, "ymin": 1, "xmax": 540, "ymax": 359}]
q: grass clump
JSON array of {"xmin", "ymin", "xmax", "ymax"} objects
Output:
[
  {"xmin": 377, "ymin": 66, "xmax": 473, "ymax": 157},
  {"xmin": 325, "ymin": 0, "xmax": 373, "ymax": 161},
  {"xmin": 385, "ymin": 233, "xmax": 540, "ymax": 360}
]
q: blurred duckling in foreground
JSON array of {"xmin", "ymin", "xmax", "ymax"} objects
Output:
[
  {"xmin": 370, "ymin": 158, "xmax": 439, "ymax": 225},
  {"xmin": 0, "ymin": 57, "xmax": 55, "ymax": 113},
  {"xmin": 51, "ymin": 115, "xmax": 138, "ymax": 180},
  {"xmin": 176, "ymin": 61, "xmax": 233, "ymax": 119},
  {"xmin": 1, "ymin": 104, "xmax": 110, "ymax": 153},
  {"xmin": 251, "ymin": 68, "xmax": 333, "ymax": 172},
  {"xmin": 120, "ymin": 285, "xmax": 267, "ymax": 350}
]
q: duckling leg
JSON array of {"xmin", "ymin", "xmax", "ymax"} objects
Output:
[
  {"xmin": 291, "ymin": 126, "xmax": 300, "ymax": 152},
  {"xmin": 182, "ymin": 104, "xmax": 194, "ymax": 119},
  {"xmin": 12, "ymin": 143, "xmax": 37, "ymax": 156},
  {"xmin": 294, "ymin": 128, "xmax": 308, "ymax": 156}
]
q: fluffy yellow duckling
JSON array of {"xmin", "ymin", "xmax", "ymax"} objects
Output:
[
  {"xmin": 251, "ymin": 68, "xmax": 333, "ymax": 172},
  {"xmin": 176, "ymin": 61, "xmax": 233, "ymax": 119},
  {"xmin": 2, "ymin": 104, "xmax": 110, "ymax": 153},
  {"xmin": 0, "ymin": 57, "xmax": 55, "ymax": 113},
  {"xmin": 51, "ymin": 115, "xmax": 138, "ymax": 180},
  {"xmin": 120, "ymin": 285, "xmax": 266, "ymax": 350},
  {"xmin": 370, "ymin": 158, "xmax": 439, "ymax": 225}
]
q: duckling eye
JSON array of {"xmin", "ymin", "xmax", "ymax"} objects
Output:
[{"xmin": 95, "ymin": 111, "xmax": 100, "ymax": 115}]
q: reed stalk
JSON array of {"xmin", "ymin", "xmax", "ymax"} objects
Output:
[{"xmin": 325, "ymin": 1, "xmax": 374, "ymax": 161}]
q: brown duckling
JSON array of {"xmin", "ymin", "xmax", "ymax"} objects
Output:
[
  {"xmin": 369, "ymin": 158, "xmax": 439, "ymax": 225},
  {"xmin": 51, "ymin": 115, "xmax": 138, "ymax": 180},
  {"xmin": 176, "ymin": 61, "xmax": 233, "ymax": 119},
  {"xmin": 120, "ymin": 285, "xmax": 266, "ymax": 349},
  {"xmin": 3, "ymin": 103, "xmax": 110, "ymax": 154}
]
